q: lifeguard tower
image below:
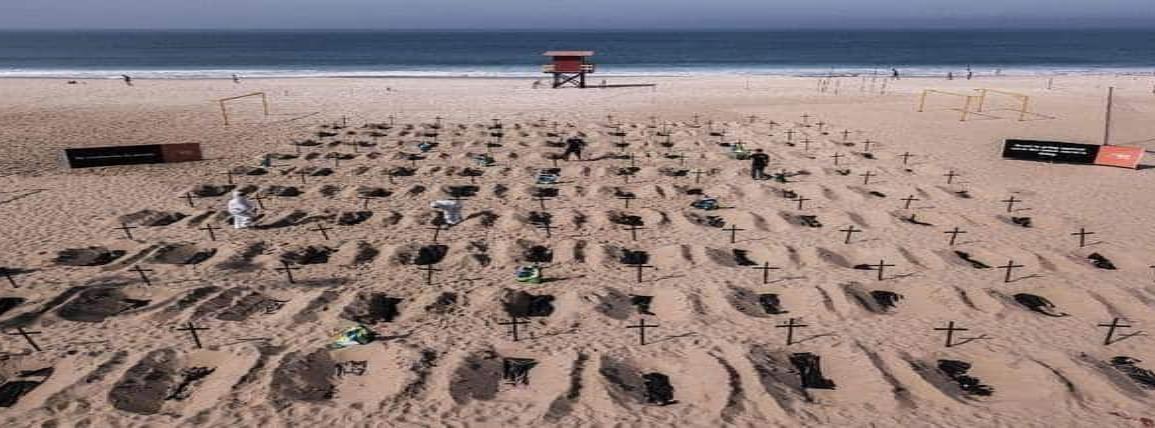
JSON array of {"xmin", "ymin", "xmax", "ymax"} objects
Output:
[{"xmin": 542, "ymin": 51, "xmax": 596, "ymax": 89}]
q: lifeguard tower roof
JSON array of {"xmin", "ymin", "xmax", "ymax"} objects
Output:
[{"xmin": 543, "ymin": 51, "xmax": 594, "ymax": 57}]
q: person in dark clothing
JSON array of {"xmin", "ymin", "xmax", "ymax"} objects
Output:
[
  {"xmin": 891, "ymin": 68, "xmax": 900, "ymax": 80},
  {"xmin": 750, "ymin": 149, "xmax": 770, "ymax": 180},
  {"xmin": 562, "ymin": 137, "xmax": 586, "ymax": 160},
  {"xmin": 121, "ymin": 74, "xmax": 133, "ymax": 86}
]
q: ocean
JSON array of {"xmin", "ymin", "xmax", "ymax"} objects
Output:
[{"xmin": 1, "ymin": 30, "xmax": 1154, "ymax": 79}]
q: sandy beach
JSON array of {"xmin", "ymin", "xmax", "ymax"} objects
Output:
[{"xmin": 2, "ymin": 74, "xmax": 1155, "ymax": 427}]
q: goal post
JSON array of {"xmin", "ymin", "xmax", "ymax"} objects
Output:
[
  {"xmin": 218, "ymin": 92, "xmax": 269, "ymax": 125},
  {"xmin": 974, "ymin": 89, "xmax": 1031, "ymax": 121},
  {"xmin": 917, "ymin": 89, "xmax": 976, "ymax": 121}
]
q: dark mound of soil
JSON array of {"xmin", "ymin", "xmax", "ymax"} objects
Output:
[
  {"xmin": 119, "ymin": 210, "xmax": 187, "ymax": 227},
  {"xmin": 336, "ymin": 211, "xmax": 373, "ymax": 225},
  {"xmin": 1013, "ymin": 293, "xmax": 1068, "ymax": 317},
  {"xmin": 1088, "ymin": 253, "xmax": 1117, "ymax": 270},
  {"xmin": 524, "ymin": 245, "xmax": 553, "ymax": 264},
  {"xmin": 619, "ymin": 249, "xmax": 650, "ymax": 265},
  {"xmin": 151, "ymin": 244, "xmax": 216, "ymax": 265},
  {"xmin": 449, "ymin": 351, "xmax": 502, "ymax": 404},
  {"xmin": 262, "ymin": 186, "xmax": 302, "ymax": 197},
  {"xmin": 503, "ymin": 291, "xmax": 555, "ymax": 317},
  {"xmin": 280, "ymin": 246, "xmax": 335, "ymax": 265},
  {"xmin": 189, "ymin": 184, "xmax": 234, "ymax": 197},
  {"xmin": 1109, "ymin": 356, "xmax": 1155, "ymax": 389},
  {"xmin": 54, "ymin": 247, "xmax": 125, "ymax": 266},
  {"xmin": 937, "ymin": 359, "xmax": 994, "ymax": 396},
  {"xmin": 790, "ymin": 353, "xmax": 836, "ymax": 390},
  {"xmin": 109, "ymin": 349, "xmax": 177, "ymax": 415},
  {"xmin": 341, "ymin": 293, "xmax": 403, "ymax": 324},
  {"xmin": 642, "ymin": 373, "xmax": 678, "ymax": 406},
  {"xmin": 270, "ymin": 350, "xmax": 335, "ymax": 406},
  {"xmin": 57, "ymin": 288, "xmax": 150, "ymax": 322}
]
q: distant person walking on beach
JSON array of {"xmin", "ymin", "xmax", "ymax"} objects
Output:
[
  {"xmin": 947, "ymin": 72, "xmax": 954, "ymax": 80},
  {"xmin": 121, "ymin": 74, "xmax": 133, "ymax": 86},
  {"xmin": 749, "ymin": 149, "xmax": 770, "ymax": 180},
  {"xmin": 891, "ymin": 68, "xmax": 900, "ymax": 80},
  {"xmin": 562, "ymin": 136, "xmax": 586, "ymax": 160},
  {"xmin": 232, "ymin": 74, "xmax": 241, "ymax": 84}
]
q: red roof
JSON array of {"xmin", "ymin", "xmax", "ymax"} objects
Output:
[{"xmin": 543, "ymin": 51, "xmax": 594, "ymax": 57}]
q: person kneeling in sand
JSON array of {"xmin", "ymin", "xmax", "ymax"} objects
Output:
[
  {"xmin": 227, "ymin": 191, "xmax": 257, "ymax": 229},
  {"xmin": 430, "ymin": 200, "xmax": 463, "ymax": 225}
]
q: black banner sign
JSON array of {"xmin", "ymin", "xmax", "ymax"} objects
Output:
[
  {"xmin": 1001, "ymin": 139, "xmax": 1099, "ymax": 164},
  {"xmin": 63, "ymin": 143, "xmax": 202, "ymax": 168}
]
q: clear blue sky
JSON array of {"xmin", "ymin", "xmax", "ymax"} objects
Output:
[{"xmin": 1, "ymin": 0, "xmax": 1153, "ymax": 29}]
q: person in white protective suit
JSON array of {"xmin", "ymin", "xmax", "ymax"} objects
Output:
[
  {"xmin": 227, "ymin": 190, "xmax": 257, "ymax": 229},
  {"xmin": 430, "ymin": 200, "xmax": 463, "ymax": 225}
]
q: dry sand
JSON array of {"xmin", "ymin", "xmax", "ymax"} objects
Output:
[{"xmin": 1, "ymin": 74, "xmax": 1155, "ymax": 427}]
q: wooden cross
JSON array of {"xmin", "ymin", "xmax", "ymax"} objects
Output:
[
  {"xmin": 1098, "ymin": 318, "xmax": 1133, "ymax": 346},
  {"xmin": 631, "ymin": 264, "xmax": 656, "ymax": 283},
  {"xmin": 359, "ymin": 195, "xmax": 376, "ymax": 210},
  {"xmin": 815, "ymin": 121, "xmax": 826, "ymax": 133},
  {"xmin": 276, "ymin": 260, "xmax": 300, "ymax": 284},
  {"xmin": 418, "ymin": 265, "xmax": 441, "ymax": 285},
  {"xmin": 793, "ymin": 195, "xmax": 810, "ymax": 210},
  {"xmin": 692, "ymin": 169, "xmax": 707, "ymax": 184},
  {"xmin": 536, "ymin": 222, "xmax": 554, "ymax": 239},
  {"xmin": 175, "ymin": 322, "xmax": 209, "ymax": 349},
  {"xmin": 785, "ymin": 129, "xmax": 795, "ymax": 142},
  {"xmin": 623, "ymin": 224, "xmax": 645, "ymax": 241},
  {"xmin": 626, "ymin": 318, "xmax": 659, "ymax": 346},
  {"xmin": 115, "ymin": 222, "xmax": 138, "ymax": 240},
  {"xmin": 180, "ymin": 192, "xmax": 197, "ymax": 208},
  {"xmin": 934, "ymin": 321, "xmax": 968, "ymax": 348},
  {"xmin": 617, "ymin": 194, "xmax": 637, "ymax": 209},
  {"xmin": 862, "ymin": 140, "xmax": 874, "ymax": 152},
  {"xmin": 944, "ymin": 227, "xmax": 967, "ymax": 246},
  {"xmin": 332, "ymin": 156, "xmax": 341, "ymax": 169},
  {"xmin": 199, "ymin": 224, "xmax": 221, "ymax": 242},
  {"xmin": 800, "ymin": 113, "xmax": 811, "ymax": 126},
  {"xmin": 747, "ymin": 115, "xmax": 757, "ymax": 124},
  {"xmin": 801, "ymin": 138, "xmax": 812, "ymax": 152},
  {"xmin": 691, "ymin": 114, "xmax": 700, "ymax": 126},
  {"xmin": 900, "ymin": 152, "xmax": 914, "ymax": 165},
  {"xmin": 999, "ymin": 260, "xmax": 1023, "ymax": 283},
  {"xmin": 498, "ymin": 317, "xmax": 530, "ymax": 342},
  {"xmin": 831, "ymin": 152, "xmax": 844, "ymax": 165},
  {"xmin": 841, "ymin": 129, "xmax": 851, "ymax": 141},
  {"xmin": 776, "ymin": 317, "xmax": 808, "ymax": 346},
  {"xmin": 944, "ymin": 170, "xmax": 959, "ymax": 184},
  {"xmin": 753, "ymin": 262, "xmax": 781, "ymax": 284},
  {"xmin": 870, "ymin": 259, "xmax": 895, "ymax": 281},
  {"xmin": 129, "ymin": 265, "xmax": 155, "ymax": 286},
  {"xmin": 533, "ymin": 195, "xmax": 552, "ymax": 210},
  {"xmin": 839, "ymin": 225, "xmax": 862, "ymax": 244},
  {"xmin": 1072, "ymin": 228, "xmax": 1095, "ymax": 248},
  {"xmin": 860, "ymin": 170, "xmax": 876, "ymax": 185},
  {"xmin": 901, "ymin": 195, "xmax": 920, "ymax": 209},
  {"xmin": 723, "ymin": 225, "xmax": 745, "ymax": 244},
  {"xmin": 310, "ymin": 223, "xmax": 332, "ymax": 240},
  {"xmin": 1001, "ymin": 196, "xmax": 1021, "ymax": 213},
  {"xmin": 297, "ymin": 170, "xmax": 309, "ymax": 185},
  {"xmin": 223, "ymin": 170, "xmax": 235, "ymax": 185},
  {"xmin": 428, "ymin": 223, "xmax": 447, "ymax": 243},
  {"xmin": 7, "ymin": 327, "xmax": 43, "ymax": 352},
  {"xmin": 250, "ymin": 194, "xmax": 267, "ymax": 209}
]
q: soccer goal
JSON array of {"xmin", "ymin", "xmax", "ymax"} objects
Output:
[
  {"xmin": 973, "ymin": 89, "xmax": 1032, "ymax": 121},
  {"xmin": 917, "ymin": 89, "xmax": 977, "ymax": 121},
  {"xmin": 218, "ymin": 92, "xmax": 269, "ymax": 125}
]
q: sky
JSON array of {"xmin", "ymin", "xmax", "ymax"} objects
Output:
[{"xmin": 1, "ymin": 0, "xmax": 1153, "ymax": 30}]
